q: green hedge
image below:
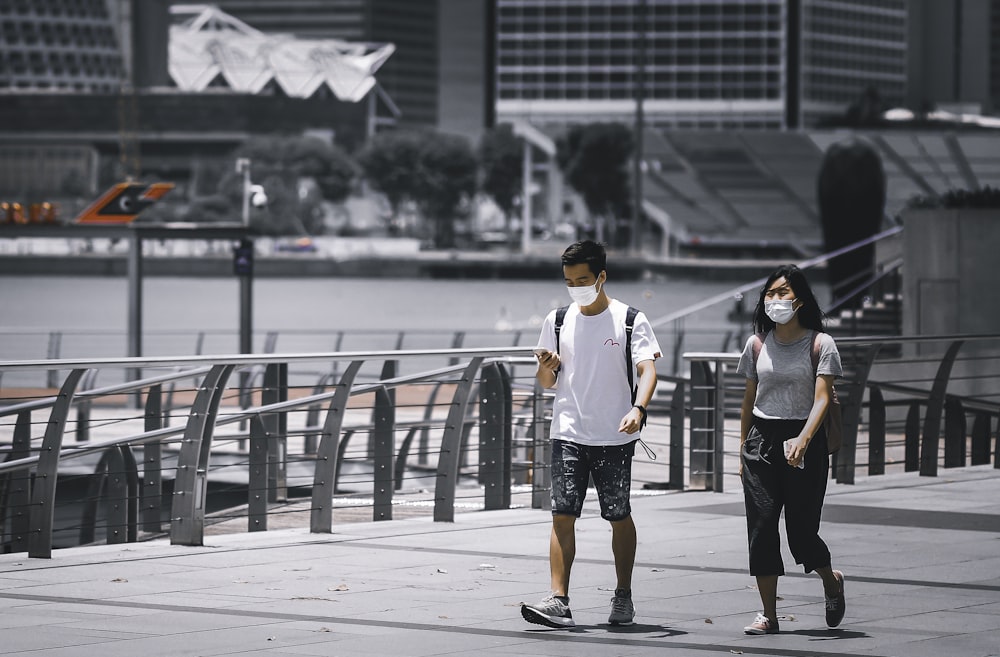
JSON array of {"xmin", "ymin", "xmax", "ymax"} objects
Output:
[{"xmin": 907, "ymin": 185, "xmax": 1000, "ymax": 209}]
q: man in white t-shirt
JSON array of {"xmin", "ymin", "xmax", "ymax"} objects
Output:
[{"xmin": 520, "ymin": 240, "xmax": 661, "ymax": 629}]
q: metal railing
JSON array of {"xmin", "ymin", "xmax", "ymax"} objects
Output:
[
  {"xmin": 683, "ymin": 333, "xmax": 1000, "ymax": 492},
  {"xmin": 2, "ymin": 331, "xmax": 997, "ymax": 558},
  {"xmin": 0, "ymin": 348, "xmax": 550, "ymax": 557}
]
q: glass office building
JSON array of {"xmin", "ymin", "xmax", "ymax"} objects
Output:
[
  {"xmin": 0, "ymin": 0, "xmax": 124, "ymax": 92},
  {"xmin": 495, "ymin": 0, "xmax": 908, "ymax": 129}
]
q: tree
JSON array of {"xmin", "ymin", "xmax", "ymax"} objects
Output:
[
  {"xmin": 557, "ymin": 123, "xmax": 633, "ymax": 244},
  {"xmin": 284, "ymin": 137, "xmax": 357, "ymax": 203},
  {"xmin": 478, "ymin": 124, "xmax": 523, "ymax": 224},
  {"xmin": 358, "ymin": 130, "xmax": 423, "ymax": 220},
  {"xmin": 359, "ymin": 130, "xmax": 477, "ymax": 248},
  {"xmin": 817, "ymin": 137, "xmax": 886, "ymax": 308},
  {"xmin": 226, "ymin": 135, "xmax": 357, "ymax": 234},
  {"xmin": 413, "ymin": 132, "xmax": 478, "ymax": 248}
]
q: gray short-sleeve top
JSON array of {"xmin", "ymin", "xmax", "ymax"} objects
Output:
[{"xmin": 736, "ymin": 331, "xmax": 842, "ymax": 420}]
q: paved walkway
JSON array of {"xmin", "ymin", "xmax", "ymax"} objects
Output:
[{"xmin": 2, "ymin": 466, "xmax": 999, "ymax": 657}]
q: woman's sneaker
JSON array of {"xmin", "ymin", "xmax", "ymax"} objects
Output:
[
  {"xmin": 521, "ymin": 594, "xmax": 575, "ymax": 628},
  {"xmin": 743, "ymin": 612, "xmax": 779, "ymax": 635},
  {"xmin": 608, "ymin": 588, "xmax": 635, "ymax": 625},
  {"xmin": 825, "ymin": 570, "xmax": 846, "ymax": 627}
]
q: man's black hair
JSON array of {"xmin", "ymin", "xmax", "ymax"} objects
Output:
[{"xmin": 561, "ymin": 240, "xmax": 607, "ymax": 277}]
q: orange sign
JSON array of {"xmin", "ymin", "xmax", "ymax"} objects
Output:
[{"xmin": 75, "ymin": 182, "xmax": 175, "ymax": 224}]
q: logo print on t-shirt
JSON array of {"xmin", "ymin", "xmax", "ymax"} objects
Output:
[{"xmin": 604, "ymin": 338, "xmax": 620, "ymax": 347}]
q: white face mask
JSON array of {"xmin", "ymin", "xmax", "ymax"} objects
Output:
[
  {"xmin": 765, "ymin": 298, "xmax": 798, "ymax": 325},
  {"xmin": 567, "ymin": 279, "xmax": 601, "ymax": 306}
]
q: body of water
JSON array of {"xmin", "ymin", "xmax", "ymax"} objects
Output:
[{"xmin": 0, "ymin": 272, "xmax": 830, "ymax": 364}]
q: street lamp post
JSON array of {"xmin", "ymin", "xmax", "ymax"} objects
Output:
[{"xmin": 234, "ymin": 158, "xmax": 254, "ymax": 357}]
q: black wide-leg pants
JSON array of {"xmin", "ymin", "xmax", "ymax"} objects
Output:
[{"xmin": 741, "ymin": 417, "xmax": 832, "ymax": 576}]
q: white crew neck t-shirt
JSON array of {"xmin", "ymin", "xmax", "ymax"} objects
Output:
[{"xmin": 536, "ymin": 299, "xmax": 661, "ymax": 446}]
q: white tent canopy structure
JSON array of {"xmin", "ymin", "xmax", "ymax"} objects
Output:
[{"xmin": 168, "ymin": 4, "xmax": 395, "ymax": 102}]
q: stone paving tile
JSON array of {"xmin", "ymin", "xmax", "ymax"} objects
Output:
[{"xmin": 1, "ymin": 467, "xmax": 999, "ymax": 657}]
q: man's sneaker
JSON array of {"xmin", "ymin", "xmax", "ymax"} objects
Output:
[
  {"xmin": 608, "ymin": 588, "xmax": 635, "ymax": 625},
  {"xmin": 743, "ymin": 612, "xmax": 779, "ymax": 635},
  {"xmin": 521, "ymin": 594, "xmax": 575, "ymax": 628},
  {"xmin": 825, "ymin": 570, "xmax": 846, "ymax": 628}
]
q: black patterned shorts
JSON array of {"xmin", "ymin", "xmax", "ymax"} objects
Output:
[{"xmin": 550, "ymin": 439, "xmax": 635, "ymax": 521}]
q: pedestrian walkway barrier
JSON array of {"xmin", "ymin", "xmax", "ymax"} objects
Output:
[
  {"xmin": 682, "ymin": 333, "xmax": 1000, "ymax": 492},
  {"xmin": 0, "ymin": 348, "xmax": 551, "ymax": 558},
  {"xmin": 2, "ymin": 333, "xmax": 997, "ymax": 558}
]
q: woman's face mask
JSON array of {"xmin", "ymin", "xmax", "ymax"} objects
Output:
[{"xmin": 764, "ymin": 298, "xmax": 798, "ymax": 324}]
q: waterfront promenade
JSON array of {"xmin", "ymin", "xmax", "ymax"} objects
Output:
[{"xmin": 1, "ymin": 466, "xmax": 998, "ymax": 657}]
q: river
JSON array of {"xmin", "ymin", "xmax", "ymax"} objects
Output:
[{"xmin": 0, "ymin": 272, "xmax": 831, "ymax": 365}]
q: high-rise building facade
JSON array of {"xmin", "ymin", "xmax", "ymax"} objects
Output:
[
  {"xmin": 495, "ymin": 0, "xmax": 908, "ymax": 130},
  {"xmin": 0, "ymin": 0, "xmax": 124, "ymax": 92}
]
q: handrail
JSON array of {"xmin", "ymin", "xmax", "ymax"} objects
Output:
[
  {"xmin": 826, "ymin": 257, "xmax": 903, "ymax": 314},
  {"xmin": 648, "ymin": 226, "xmax": 903, "ymax": 328},
  {"xmin": 683, "ymin": 332, "xmax": 1000, "ymax": 491},
  {"xmin": 0, "ymin": 346, "xmax": 533, "ymax": 371},
  {"xmin": 0, "ymin": 366, "xmax": 214, "ymax": 416},
  {"xmin": 0, "ymin": 357, "xmax": 521, "ymax": 475}
]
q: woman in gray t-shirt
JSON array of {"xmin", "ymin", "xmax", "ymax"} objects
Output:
[{"xmin": 735, "ymin": 265, "xmax": 846, "ymax": 636}]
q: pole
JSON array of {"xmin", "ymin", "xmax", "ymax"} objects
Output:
[
  {"xmin": 521, "ymin": 140, "xmax": 532, "ymax": 254},
  {"xmin": 632, "ymin": 0, "xmax": 647, "ymax": 256},
  {"xmin": 126, "ymin": 230, "xmax": 143, "ymax": 407}
]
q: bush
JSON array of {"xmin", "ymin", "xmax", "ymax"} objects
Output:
[{"xmin": 906, "ymin": 185, "xmax": 1000, "ymax": 210}]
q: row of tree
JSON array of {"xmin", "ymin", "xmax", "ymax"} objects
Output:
[{"xmin": 142, "ymin": 122, "xmax": 637, "ymax": 248}]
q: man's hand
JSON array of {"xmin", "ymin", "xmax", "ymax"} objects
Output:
[
  {"xmin": 535, "ymin": 349, "xmax": 560, "ymax": 372},
  {"xmin": 618, "ymin": 407, "xmax": 644, "ymax": 434}
]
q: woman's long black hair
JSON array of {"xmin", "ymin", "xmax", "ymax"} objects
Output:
[{"xmin": 751, "ymin": 264, "xmax": 826, "ymax": 334}]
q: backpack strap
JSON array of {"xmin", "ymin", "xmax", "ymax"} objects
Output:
[
  {"xmin": 625, "ymin": 306, "xmax": 640, "ymax": 398},
  {"xmin": 553, "ymin": 305, "xmax": 569, "ymax": 356},
  {"xmin": 754, "ymin": 331, "xmax": 822, "ymax": 373},
  {"xmin": 751, "ymin": 332, "xmax": 766, "ymax": 367},
  {"xmin": 810, "ymin": 330, "xmax": 821, "ymax": 373}
]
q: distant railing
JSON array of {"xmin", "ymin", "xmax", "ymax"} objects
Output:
[{"xmin": 683, "ymin": 333, "xmax": 1000, "ymax": 492}]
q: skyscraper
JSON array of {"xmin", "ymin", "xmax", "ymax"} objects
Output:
[{"xmin": 495, "ymin": 0, "xmax": 909, "ymax": 130}]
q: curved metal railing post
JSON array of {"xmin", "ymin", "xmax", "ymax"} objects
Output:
[
  {"xmin": 372, "ymin": 386, "xmax": 395, "ymax": 521},
  {"xmin": 262, "ymin": 363, "xmax": 288, "ymax": 503},
  {"xmin": 904, "ymin": 401, "xmax": 921, "ymax": 471},
  {"xmin": 867, "ymin": 385, "xmax": 886, "ymax": 476},
  {"xmin": 970, "ymin": 412, "xmax": 993, "ymax": 466},
  {"xmin": 531, "ymin": 381, "xmax": 550, "ymax": 511},
  {"xmin": 142, "ymin": 385, "xmax": 164, "ymax": 533},
  {"xmin": 248, "ymin": 415, "xmax": 268, "ymax": 532},
  {"xmin": 433, "ymin": 357, "xmax": 484, "ymax": 522},
  {"xmin": 28, "ymin": 368, "xmax": 87, "ymax": 558},
  {"xmin": 479, "ymin": 362, "xmax": 510, "ymax": 511},
  {"xmin": 943, "ymin": 396, "xmax": 967, "ymax": 468},
  {"xmin": 310, "ymin": 360, "xmax": 363, "ymax": 533},
  {"xmin": 668, "ymin": 381, "xmax": 686, "ymax": 489},
  {"xmin": 169, "ymin": 364, "xmax": 234, "ymax": 546},
  {"xmin": 834, "ymin": 344, "xmax": 881, "ymax": 485},
  {"xmin": 3, "ymin": 410, "xmax": 32, "ymax": 553},
  {"xmin": 920, "ymin": 340, "xmax": 964, "ymax": 476}
]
